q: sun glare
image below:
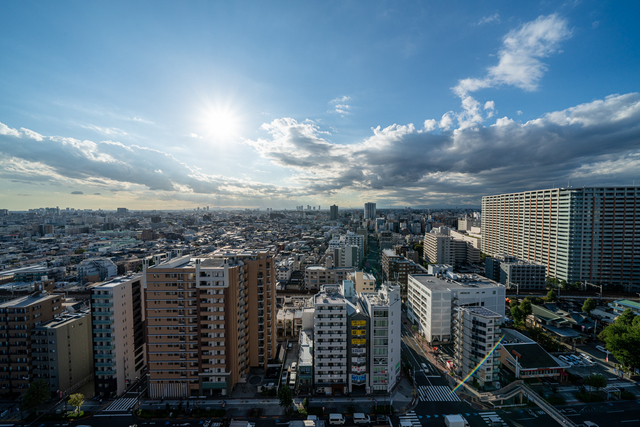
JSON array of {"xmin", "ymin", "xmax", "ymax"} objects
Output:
[{"xmin": 205, "ymin": 109, "xmax": 239, "ymax": 140}]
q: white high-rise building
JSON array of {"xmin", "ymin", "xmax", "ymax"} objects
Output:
[
  {"xmin": 360, "ymin": 284, "xmax": 402, "ymax": 392},
  {"xmin": 407, "ymin": 271, "xmax": 505, "ymax": 344},
  {"xmin": 364, "ymin": 202, "xmax": 377, "ymax": 220},
  {"xmin": 313, "ymin": 285, "xmax": 348, "ymax": 395},
  {"xmin": 482, "ymin": 187, "xmax": 640, "ymax": 290}
]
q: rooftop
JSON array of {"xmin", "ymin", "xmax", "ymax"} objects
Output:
[
  {"xmin": 502, "ymin": 343, "xmax": 563, "ymax": 369},
  {"xmin": 0, "ymin": 292, "xmax": 59, "ymax": 308},
  {"xmin": 461, "ymin": 306, "xmax": 501, "ymax": 318},
  {"xmin": 612, "ymin": 299, "xmax": 640, "ymax": 310},
  {"xmin": 92, "ymin": 273, "xmax": 142, "ymax": 289},
  {"xmin": 409, "ymin": 273, "xmax": 502, "ymax": 291}
]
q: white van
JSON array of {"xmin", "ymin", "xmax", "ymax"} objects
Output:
[
  {"xmin": 329, "ymin": 414, "xmax": 346, "ymax": 425},
  {"xmin": 353, "ymin": 413, "xmax": 370, "ymax": 424}
]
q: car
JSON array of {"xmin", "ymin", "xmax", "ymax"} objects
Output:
[
  {"xmin": 376, "ymin": 415, "xmax": 389, "ymax": 424},
  {"xmin": 421, "ymin": 363, "xmax": 428, "ymax": 370},
  {"xmin": 583, "ymin": 422, "xmax": 599, "ymax": 427},
  {"xmin": 290, "ymin": 362, "xmax": 297, "ymax": 371},
  {"xmin": 353, "ymin": 414, "xmax": 370, "ymax": 424},
  {"xmin": 596, "ymin": 345, "xmax": 607, "ymax": 353}
]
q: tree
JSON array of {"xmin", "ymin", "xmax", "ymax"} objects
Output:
[
  {"xmin": 509, "ymin": 299, "xmax": 519, "ymax": 309},
  {"xmin": 520, "ymin": 298, "xmax": 533, "ymax": 317},
  {"xmin": 278, "ymin": 384, "xmax": 293, "ymax": 408},
  {"xmin": 511, "ymin": 305, "xmax": 525, "ymax": 325},
  {"xmin": 74, "ymin": 248, "xmax": 86, "ymax": 254},
  {"xmin": 546, "ymin": 290, "xmax": 557, "ymax": 302},
  {"xmin": 583, "ymin": 373, "xmax": 607, "ymax": 395},
  {"xmin": 68, "ymin": 393, "xmax": 85, "ymax": 414},
  {"xmin": 582, "ymin": 298, "xmax": 596, "ymax": 315},
  {"xmin": 21, "ymin": 379, "xmax": 50, "ymax": 411},
  {"xmin": 598, "ymin": 309, "xmax": 640, "ymax": 369}
]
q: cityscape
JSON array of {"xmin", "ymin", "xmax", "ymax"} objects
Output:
[{"xmin": 1, "ymin": 2, "xmax": 639, "ymax": 427}]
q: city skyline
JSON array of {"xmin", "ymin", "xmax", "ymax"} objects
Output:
[{"xmin": 1, "ymin": 1, "xmax": 639, "ymax": 210}]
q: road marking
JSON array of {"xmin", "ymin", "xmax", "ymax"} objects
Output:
[
  {"xmin": 398, "ymin": 411, "xmax": 421, "ymax": 427},
  {"xmin": 516, "ymin": 418, "xmax": 536, "ymax": 420},
  {"xmin": 607, "ymin": 410, "xmax": 624, "ymax": 413},
  {"xmin": 621, "ymin": 420, "xmax": 639, "ymax": 423},
  {"xmin": 417, "ymin": 385, "xmax": 460, "ymax": 402}
]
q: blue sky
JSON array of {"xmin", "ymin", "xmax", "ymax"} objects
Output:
[{"xmin": 1, "ymin": 0, "xmax": 639, "ymax": 210}]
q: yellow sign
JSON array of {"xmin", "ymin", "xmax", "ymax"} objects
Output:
[
  {"xmin": 352, "ymin": 329, "xmax": 366, "ymax": 336},
  {"xmin": 352, "ymin": 320, "xmax": 366, "ymax": 326},
  {"xmin": 352, "ymin": 338, "xmax": 366, "ymax": 345}
]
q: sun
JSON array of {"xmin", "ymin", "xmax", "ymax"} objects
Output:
[{"xmin": 204, "ymin": 108, "xmax": 239, "ymax": 140}]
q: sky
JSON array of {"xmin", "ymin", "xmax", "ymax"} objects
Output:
[{"xmin": 1, "ymin": 0, "xmax": 639, "ymax": 210}]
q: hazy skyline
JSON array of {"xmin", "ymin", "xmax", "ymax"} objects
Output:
[{"xmin": 1, "ymin": 1, "xmax": 639, "ymax": 210}]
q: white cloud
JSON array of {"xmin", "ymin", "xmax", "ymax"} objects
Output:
[
  {"xmin": 330, "ymin": 96, "xmax": 353, "ymax": 116},
  {"xmin": 454, "ymin": 14, "xmax": 571, "ymax": 97},
  {"xmin": 439, "ymin": 112, "xmax": 454, "ymax": 130},
  {"xmin": 422, "ymin": 119, "xmax": 438, "ymax": 132},
  {"xmin": 517, "ymin": 110, "xmax": 523, "ymax": 115},
  {"xmin": 81, "ymin": 124, "xmax": 129, "ymax": 137},
  {"xmin": 476, "ymin": 13, "xmax": 500, "ymax": 26}
]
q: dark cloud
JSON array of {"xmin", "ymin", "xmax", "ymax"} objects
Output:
[
  {"xmin": 246, "ymin": 93, "xmax": 640, "ymax": 203},
  {"xmin": 71, "ymin": 191, "xmax": 84, "ymax": 195},
  {"xmin": 94, "ymin": 193, "xmax": 101, "ymax": 195}
]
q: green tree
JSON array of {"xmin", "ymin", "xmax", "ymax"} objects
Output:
[
  {"xmin": 520, "ymin": 298, "xmax": 533, "ymax": 317},
  {"xmin": 509, "ymin": 299, "xmax": 519, "ymax": 309},
  {"xmin": 511, "ymin": 305, "xmax": 525, "ymax": 325},
  {"xmin": 21, "ymin": 379, "xmax": 50, "ymax": 411},
  {"xmin": 546, "ymin": 290, "xmax": 557, "ymax": 302},
  {"xmin": 583, "ymin": 373, "xmax": 607, "ymax": 396},
  {"xmin": 278, "ymin": 384, "xmax": 293, "ymax": 408},
  {"xmin": 598, "ymin": 309, "xmax": 640, "ymax": 369},
  {"xmin": 413, "ymin": 243, "xmax": 424, "ymax": 258},
  {"xmin": 582, "ymin": 298, "xmax": 596, "ymax": 315},
  {"xmin": 74, "ymin": 248, "xmax": 86, "ymax": 254},
  {"xmin": 68, "ymin": 393, "xmax": 85, "ymax": 414}
]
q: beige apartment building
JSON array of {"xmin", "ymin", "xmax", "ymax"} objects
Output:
[
  {"xmin": 0, "ymin": 293, "xmax": 62, "ymax": 395},
  {"xmin": 32, "ymin": 309, "xmax": 93, "ymax": 397},
  {"xmin": 144, "ymin": 248, "xmax": 277, "ymax": 398}
]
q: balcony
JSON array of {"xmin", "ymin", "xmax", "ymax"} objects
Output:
[{"xmin": 92, "ymin": 302, "xmax": 113, "ymax": 308}]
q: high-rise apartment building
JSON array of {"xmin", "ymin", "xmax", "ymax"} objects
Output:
[
  {"xmin": 143, "ymin": 249, "xmax": 277, "ymax": 397},
  {"xmin": 482, "ymin": 187, "xmax": 640, "ymax": 290},
  {"xmin": 330, "ymin": 205, "xmax": 339, "ymax": 220},
  {"xmin": 0, "ymin": 293, "xmax": 62, "ymax": 395},
  {"xmin": 364, "ymin": 202, "xmax": 376, "ymax": 220},
  {"xmin": 92, "ymin": 275, "xmax": 146, "ymax": 397},
  {"xmin": 32, "ymin": 309, "xmax": 93, "ymax": 396},
  {"xmin": 452, "ymin": 306, "xmax": 502, "ymax": 388},
  {"xmin": 313, "ymin": 285, "xmax": 348, "ymax": 396}
]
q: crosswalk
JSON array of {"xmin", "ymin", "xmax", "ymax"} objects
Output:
[
  {"xmin": 103, "ymin": 397, "xmax": 138, "ymax": 412},
  {"xmin": 398, "ymin": 411, "xmax": 422, "ymax": 427},
  {"xmin": 417, "ymin": 385, "xmax": 460, "ymax": 402},
  {"xmin": 479, "ymin": 411, "xmax": 507, "ymax": 426}
]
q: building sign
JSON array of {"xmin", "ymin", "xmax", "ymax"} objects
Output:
[
  {"xmin": 352, "ymin": 329, "xmax": 366, "ymax": 336},
  {"xmin": 352, "ymin": 374, "xmax": 366, "ymax": 382},
  {"xmin": 396, "ymin": 361, "xmax": 401, "ymax": 373},
  {"xmin": 352, "ymin": 320, "xmax": 366, "ymax": 326},
  {"xmin": 352, "ymin": 338, "xmax": 366, "ymax": 345}
]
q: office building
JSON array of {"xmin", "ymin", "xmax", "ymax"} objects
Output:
[
  {"xmin": 453, "ymin": 307, "xmax": 502, "ymax": 388},
  {"xmin": 92, "ymin": 275, "xmax": 146, "ymax": 397},
  {"xmin": 143, "ymin": 249, "xmax": 277, "ymax": 397},
  {"xmin": 32, "ymin": 310, "xmax": 93, "ymax": 396},
  {"xmin": 297, "ymin": 329, "xmax": 314, "ymax": 393},
  {"xmin": 330, "ymin": 205, "xmax": 338, "ymax": 221},
  {"xmin": 482, "ymin": 187, "xmax": 640, "ymax": 290},
  {"xmin": 0, "ymin": 293, "xmax": 63, "ymax": 395},
  {"xmin": 407, "ymin": 272, "xmax": 505, "ymax": 344},
  {"xmin": 364, "ymin": 202, "xmax": 376, "ymax": 220},
  {"xmin": 485, "ymin": 255, "xmax": 546, "ymax": 291}
]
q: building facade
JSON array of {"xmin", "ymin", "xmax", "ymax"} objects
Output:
[
  {"xmin": 453, "ymin": 307, "xmax": 502, "ymax": 388},
  {"xmin": 143, "ymin": 249, "xmax": 277, "ymax": 398},
  {"xmin": 0, "ymin": 293, "xmax": 62, "ymax": 395},
  {"xmin": 91, "ymin": 275, "xmax": 146, "ymax": 397},
  {"xmin": 407, "ymin": 272, "xmax": 505, "ymax": 344},
  {"xmin": 313, "ymin": 285, "xmax": 348, "ymax": 396},
  {"xmin": 304, "ymin": 266, "xmax": 354, "ymax": 290},
  {"xmin": 364, "ymin": 202, "xmax": 377, "ymax": 220},
  {"xmin": 330, "ymin": 205, "xmax": 338, "ymax": 221},
  {"xmin": 485, "ymin": 254, "xmax": 546, "ymax": 290},
  {"xmin": 482, "ymin": 187, "xmax": 640, "ymax": 290},
  {"xmin": 32, "ymin": 310, "xmax": 93, "ymax": 396}
]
